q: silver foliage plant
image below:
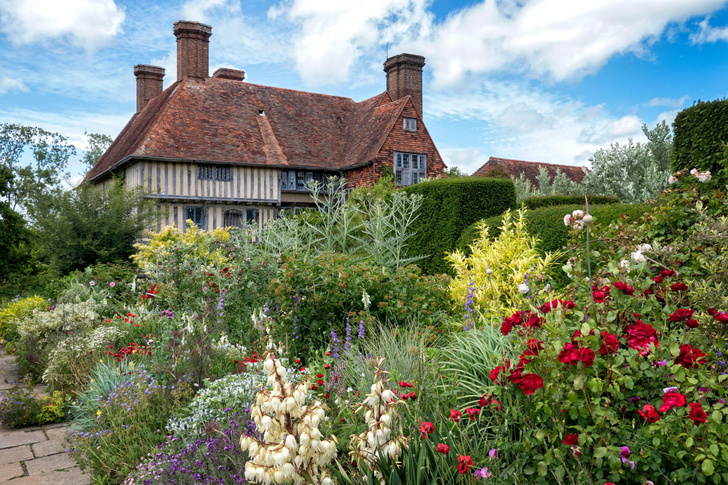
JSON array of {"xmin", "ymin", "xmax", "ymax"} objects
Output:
[
  {"xmin": 512, "ymin": 121, "xmax": 673, "ymax": 204},
  {"xmin": 249, "ymin": 176, "xmax": 424, "ymax": 270}
]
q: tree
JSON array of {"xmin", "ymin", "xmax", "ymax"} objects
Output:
[
  {"xmin": 444, "ymin": 166, "xmax": 468, "ymax": 178},
  {"xmin": 581, "ymin": 121, "xmax": 672, "ymax": 203},
  {"xmin": 0, "ymin": 166, "xmax": 32, "ymax": 279},
  {"xmin": 81, "ymin": 132, "xmax": 113, "ymax": 170},
  {"xmin": 0, "ymin": 123, "xmax": 76, "ymax": 215},
  {"xmin": 34, "ymin": 179, "xmax": 154, "ymax": 275}
]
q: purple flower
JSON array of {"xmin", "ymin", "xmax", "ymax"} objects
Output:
[
  {"xmin": 358, "ymin": 320, "xmax": 365, "ymax": 339},
  {"xmin": 620, "ymin": 446, "xmax": 635, "ymax": 469},
  {"xmin": 488, "ymin": 448, "xmax": 497, "ymax": 459},
  {"xmin": 473, "ymin": 467, "xmax": 492, "ymax": 478}
]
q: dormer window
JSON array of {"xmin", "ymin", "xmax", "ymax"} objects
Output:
[{"xmin": 403, "ymin": 118, "xmax": 417, "ymax": 132}]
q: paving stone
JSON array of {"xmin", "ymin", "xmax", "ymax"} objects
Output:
[
  {"xmin": 31, "ymin": 439, "xmax": 66, "ymax": 458},
  {"xmin": 0, "ymin": 444, "xmax": 33, "ymax": 464},
  {"xmin": 42, "ymin": 427, "xmax": 67, "ymax": 441},
  {"xmin": 24, "ymin": 452, "xmax": 76, "ymax": 475},
  {"xmin": 7, "ymin": 467, "xmax": 90, "ymax": 485},
  {"xmin": 0, "ymin": 429, "xmax": 46, "ymax": 450},
  {"xmin": 0, "ymin": 461, "xmax": 24, "ymax": 481}
]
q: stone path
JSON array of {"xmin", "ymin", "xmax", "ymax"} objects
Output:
[{"xmin": 0, "ymin": 350, "xmax": 90, "ymax": 484}]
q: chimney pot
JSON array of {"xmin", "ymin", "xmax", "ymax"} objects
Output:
[
  {"xmin": 212, "ymin": 67, "xmax": 246, "ymax": 81},
  {"xmin": 383, "ymin": 53, "xmax": 426, "ymax": 117},
  {"xmin": 134, "ymin": 64, "xmax": 165, "ymax": 113},
  {"xmin": 173, "ymin": 20, "xmax": 212, "ymax": 81}
]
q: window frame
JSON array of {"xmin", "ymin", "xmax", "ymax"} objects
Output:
[
  {"xmin": 394, "ymin": 151, "xmax": 427, "ymax": 186},
  {"xmin": 403, "ymin": 117, "xmax": 417, "ymax": 132},
  {"xmin": 185, "ymin": 206, "xmax": 205, "ymax": 228},
  {"xmin": 197, "ymin": 163, "xmax": 232, "ymax": 181}
]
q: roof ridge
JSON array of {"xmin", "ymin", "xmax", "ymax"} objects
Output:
[{"xmin": 242, "ymin": 81, "xmax": 356, "ymax": 102}]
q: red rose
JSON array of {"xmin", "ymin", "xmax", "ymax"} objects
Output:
[
  {"xmin": 658, "ymin": 391, "xmax": 687, "ymax": 412},
  {"xmin": 478, "ymin": 394, "xmax": 491, "ymax": 407},
  {"xmin": 592, "ymin": 285, "xmax": 610, "ymax": 303},
  {"xmin": 625, "ymin": 322, "xmax": 659, "ymax": 356},
  {"xmin": 558, "ymin": 343, "xmax": 581, "ymax": 365},
  {"xmin": 437, "ymin": 443, "xmax": 450, "ymax": 454},
  {"xmin": 518, "ymin": 373, "xmax": 543, "ymax": 395},
  {"xmin": 708, "ymin": 308, "xmax": 718, "ymax": 316},
  {"xmin": 518, "ymin": 349, "xmax": 538, "ymax": 368},
  {"xmin": 500, "ymin": 317, "xmax": 513, "ymax": 336},
  {"xmin": 670, "ymin": 282, "xmax": 688, "ymax": 292},
  {"xmin": 527, "ymin": 339, "xmax": 544, "ymax": 353},
  {"xmin": 660, "ymin": 269, "xmax": 676, "ymax": 278},
  {"xmin": 562, "ymin": 434, "xmax": 579, "ymax": 446},
  {"xmin": 669, "ymin": 309, "xmax": 695, "ymax": 322},
  {"xmin": 689, "ymin": 402, "xmax": 708, "ymax": 425},
  {"xmin": 508, "ymin": 369, "xmax": 523, "ymax": 384},
  {"xmin": 685, "ymin": 319, "xmax": 700, "ymax": 328},
  {"xmin": 714, "ymin": 312, "xmax": 728, "ymax": 323},
  {"xmin": 675, "ymin": 344, "xmax": 707, "ymax": 368},
  {"xmin": 614, "ymin": 281, "xmax": 635, "ymax": 295},
  {"xmin": 599, "ymin": 331, "xmax": 619, "ymax": 355},
  {"xmin": 490, "ymin": 365, "xmax": 506, "ymax": 383},
  {"xmin": 638, "ymin": 404, "xmax": 660, "ymax": 423},
  {"xmin": 653, "ymin": 275, "xmax": 664, "ymax": 284},
  {"xmin": 523, "ymin": 313, "xmax": 544, "ymax": 328},
  {"xmin": 450, "ymin": 409, "xmax": 462, "ymax": 422},
  {"xmin": 579, "ymin": 347, "xmax": 596, "ymax": 367}
]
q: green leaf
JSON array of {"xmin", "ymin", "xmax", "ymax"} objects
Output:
[
  {"xmin": 687, "ymin": 437, "xmax": 694, "ymax": 448},
  {"xmin": 568, "ymin": 391, "xmax": 578, "ymax": 404},
  {"xmin": 670, "ymin": 342, "xmax": 680, "ymax": 357},
  {"xmin": 538, "ymin": 461, "xmax": 548, "ymax": 477},
  {"xmin": 711, "ymin": 444, "xmax": 720, "ymax": 457},
  {"xmin": 712, "ymin": 411, "xmax": 723, "ymax": 424},
  {"xmin": 703, "ymin": 459, "xmax": 715, "ymax": 476},
  {"xmin": 595, "ymin": 447, "xmax": 608, "ymax": 458},
  {"xmin": 574, "ymin": 375, "xmax": 584, "ymax": 391}
]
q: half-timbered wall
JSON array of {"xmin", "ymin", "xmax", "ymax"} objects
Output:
[
  {"xmin": 125, "ymin": 160, "xmax": 280, "ymax": 203},
  {"xmin": 150, "ymin": 203, "xmax": 277, "ymax": 232}
]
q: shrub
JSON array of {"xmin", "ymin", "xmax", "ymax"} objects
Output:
[
  {"xmin": 456, "ymin": 203, "xmax": 650, "ymax": 257},
  {"xmin": 672, "ymin": 98, "xmax": 728, "ymax": 175},
  {"xmin": 472, "ymin": 249, "xmax": 728, "ymax": 483},
  {"xmin": 69, "ymin": 367, "xmax": 194, "ymax": 482},
  {"xmin": 521, "ymin": 194, "xmax": 618, "ymax": 210},
  {"xmin": 0, "ymin": 295, "xmax": 46, "ymax": 342},
  {"xmin": 0, "ymin": 379, "xmax": 68, "ymax": 428},
  {"xmin": 404, "ymin": 177, "xmax": 517, "ymax": 274},
  {"xmin": 448, "ymin": 209, "xmax": 557, "ymax": 317},
  {"xmin": 269, "ymin": 252, "xmax": 450, "ymax": 359}
]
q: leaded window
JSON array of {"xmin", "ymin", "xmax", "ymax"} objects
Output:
[{"xmin": 394, "ymin": 152, "xmax": 426, "ymax": 186}]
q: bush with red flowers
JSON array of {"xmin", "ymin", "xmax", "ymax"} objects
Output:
[{"xmin": 475, "ymin": 247, "xmax": 728, "ymax": 484}]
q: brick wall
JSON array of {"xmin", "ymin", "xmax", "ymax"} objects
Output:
[{"xmin": 343, "ymin": 100, "xmax": 445, "ymax": 188}]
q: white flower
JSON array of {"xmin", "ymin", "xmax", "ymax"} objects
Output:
[
  {"xmin": 347, "ymin": 387, "xmax": 353, "ymax": 393},
  {"xmin": 698, "ymin": 171, "xmax": 712, "ymax": 183},
  {"xmin": 631, "ymin": 251, "xmax": 645, "ymax": 264},
  {"xmin": 572, "ymin": 210, "xmax": 584, "ymax": 219},
  {"xmin": 620, "ymin": 259, "xmax": 630, "ymax": 269},
  {"xmin": 668, "ymin": 175, "xmax": 678, "ymax": 185},
  {"xmin": 690, "ymin": 168, "xmax": 698, "ymax": 175},
  {"xmin": 572, "ymin": 220, "xmax": 584, "ymax": 230},
  {"xmin": 89, "ymin": 280, "xmax": 95, "ymax": 287},
  {"xmin": 361, "ymin": 289, "xmax": 371, "ymax": 310},
  {"xmin": 518, "ymin": 283, "xmax": 530, "ymax": 294},
  {"xmin": 637, "ymin": 243, "xmax": 652, "ymax": 253},
  {"xmin": 563, "ymin": 214, "xmax": 572, "ymax": 226}
]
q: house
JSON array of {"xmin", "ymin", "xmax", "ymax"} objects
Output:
[
  {"xmin": 472, "ymin": 157, "xmax": 585, "ymax": 188},
  {"xmin": 85, "ymin": 20, "xmax": 445, "ymax": 232}
]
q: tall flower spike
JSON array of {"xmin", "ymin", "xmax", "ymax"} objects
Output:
[
  {"xmin": 240, "ymin": 351, "xmax": 337, "ymax": 485},
  {"xmin": 349, "ymin": 358, "xmax": 407, "ymax": 484}
]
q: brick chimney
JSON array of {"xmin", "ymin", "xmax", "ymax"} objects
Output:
[
  {"xmin": 383, "ymin": 53, "xmax": 426, "ymax": 117},
  {"xmin": 173, "ymin": 20, "xmax": 212, "ymax": 81},
  {"xmin": 212, "ymin": 67, "xmax": 246, "ymax": 81},
  {"xmin": 134, "ymin": 65, "xmax": 165, "ymax": 113}
]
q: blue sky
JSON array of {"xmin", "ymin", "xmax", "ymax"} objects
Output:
[{"xmin": 3, "ymin": 0, "xmax": 728, "ymax": 180}]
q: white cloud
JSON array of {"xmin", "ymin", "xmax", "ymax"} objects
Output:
[
  {"xmin": 690, "ymin": 15, "xmax": 728, "ymax": 43},
  {"xmin": 0, "ymin": 75, "xmax": 28, "ymax": 95},
  {"xmin": 438, "ymin": 146, "xmax": 490, "ymax": 175},
  {"xmin": 427, "ymin": 79, "xmax": 645, "ymax": 165},
  {"xmin": 273, "ymin": 0, "xmax": 727, "ymax": 87},
  {"xmin": 0, "ymin": 0, "xmax": 126, "ymax": 51},
  {"xmin": 277, "ymin": 0, "xmax": 431, "ymax": 85},
  {"xmin": 646, "ymin": 95, "xmax": 690, "ymax": 108}
]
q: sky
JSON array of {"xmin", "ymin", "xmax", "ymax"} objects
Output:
[{"xmin": 3, "ymin": 0, "xmax": 728, "ymax": 179}]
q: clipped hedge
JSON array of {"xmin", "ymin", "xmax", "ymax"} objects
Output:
[
  {"xmin": 404, "ymin": 177, "xmax": 517, "ymax": 274},
  {"xmin": 521, "ymin": 194, "xmax": 618, "ymax": 210},
  {"xmin": 456, "ymin": 203, "xmax": 651, "ymax": 257},
  {"xmin": 672, "ymin": 98, "xmax": 728, "ymax": 174}
]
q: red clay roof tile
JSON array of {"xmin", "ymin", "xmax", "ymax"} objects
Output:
[{"xmin": 472, "ymin": 157, "xmax": 586, "ymax": 188}]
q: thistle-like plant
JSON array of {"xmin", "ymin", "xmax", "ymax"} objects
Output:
[
  {"xmin": 240, "ymin": 352, "xmax": 337, "ymax": 485},
  {"xmin": 349, "ymin": 358, "xmax": 407, "ymax": 483}
]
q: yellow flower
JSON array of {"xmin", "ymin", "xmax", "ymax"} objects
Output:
[{"xmin": 97, "ymin": 410, "xmax": 101, "ymax": 416}]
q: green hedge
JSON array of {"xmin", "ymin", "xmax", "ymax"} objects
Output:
[
  {"xmin": 456, "ymin": 203, "xmax": 651, "ymax": 257},
  {"xmin": 404, "ymin": 177, "xmax": 517, "ymax": 274},
  {"xmin": 672, "ymin": 99, "xmax": 728, "ymax": 174},
  {"xmin": 521, "ymin": 195, "xmax": 618, "ymax": 210}
]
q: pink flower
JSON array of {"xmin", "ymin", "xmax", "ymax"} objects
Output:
[
  {"xmin": 109, "ymin": 282, "xmax": 116, "ymax": 288},
  {"xmin": 473, "ymin": 467, "xmax": 493, "ymax": 479}
]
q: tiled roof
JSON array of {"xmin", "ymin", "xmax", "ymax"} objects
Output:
[
  {"xmin": 472, "ymin": 157, "xmax": 586, "ymax": 188},
  {"xmin": 86, "ymin": 78, "xmax": 408, "ymax": 182}
]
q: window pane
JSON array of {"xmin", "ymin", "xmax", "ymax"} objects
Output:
[
  {"xmin": 246, "ymin": 209, "xmax": 258, "ymax": 224},
  {"xmin": 403, "ymin": 154, "xmax": 409, "ymax": 169},
  {"xmin": 280, "ymin": 171, "xmax": 287, "ymax": 190},
  {"xmin": 396, "ymin": 153, "xmax": 402, "ymax": 168},
  {"xmin": 224, "ymin": 210, "xmax": 242, "ymax": 228},
  {"xmin": 402, "ymin": 171, "xmax": 411, "ymax": 186},
  {"xmin": 412, "ymin": 172, "xmax": 419, "ymax": 184},
  {"xmin": 289, "ymin": 172, "xmax": 296, "ymax": 189},
  {"xmin": 305, "ymin": 172, "xmax": 313, "ymax": 182},
  {"xmin": 395, "ymin": 170, "xmax": 402, "ymax": 185}
]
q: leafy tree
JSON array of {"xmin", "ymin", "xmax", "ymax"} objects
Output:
[
  {"xmin": 81, "ymin": 132, "xmax": 113, "ymax": 170},
  {"xmin": 512, "ymin": 167, "xmax": 580, "ymax": 203},
  {"xmin": 581, "ymin": 121, "xmax": 672, "ymax": 203},
  {"xmin": 0, "ymin": 123, "xmax": 76, "ymax": 215},
  {"xmin": 0, "ymin": 165, "xmax": 32, "ymax": 279},
  {"xmin": 444, "ymin": 165, "xmax": 468, "ymax": 178},
  {"xmin": 34, "ymin": 179, "xmax": 154, "ymax": 275}
]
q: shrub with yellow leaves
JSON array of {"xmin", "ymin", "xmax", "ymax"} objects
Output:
[
  {"xmin": 240, "ymin": 352, "xmax": 337, "ymax": 485},
  {"xmin": 447, "ymin": 208, "xmax": 557, "ymax": 318}
]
